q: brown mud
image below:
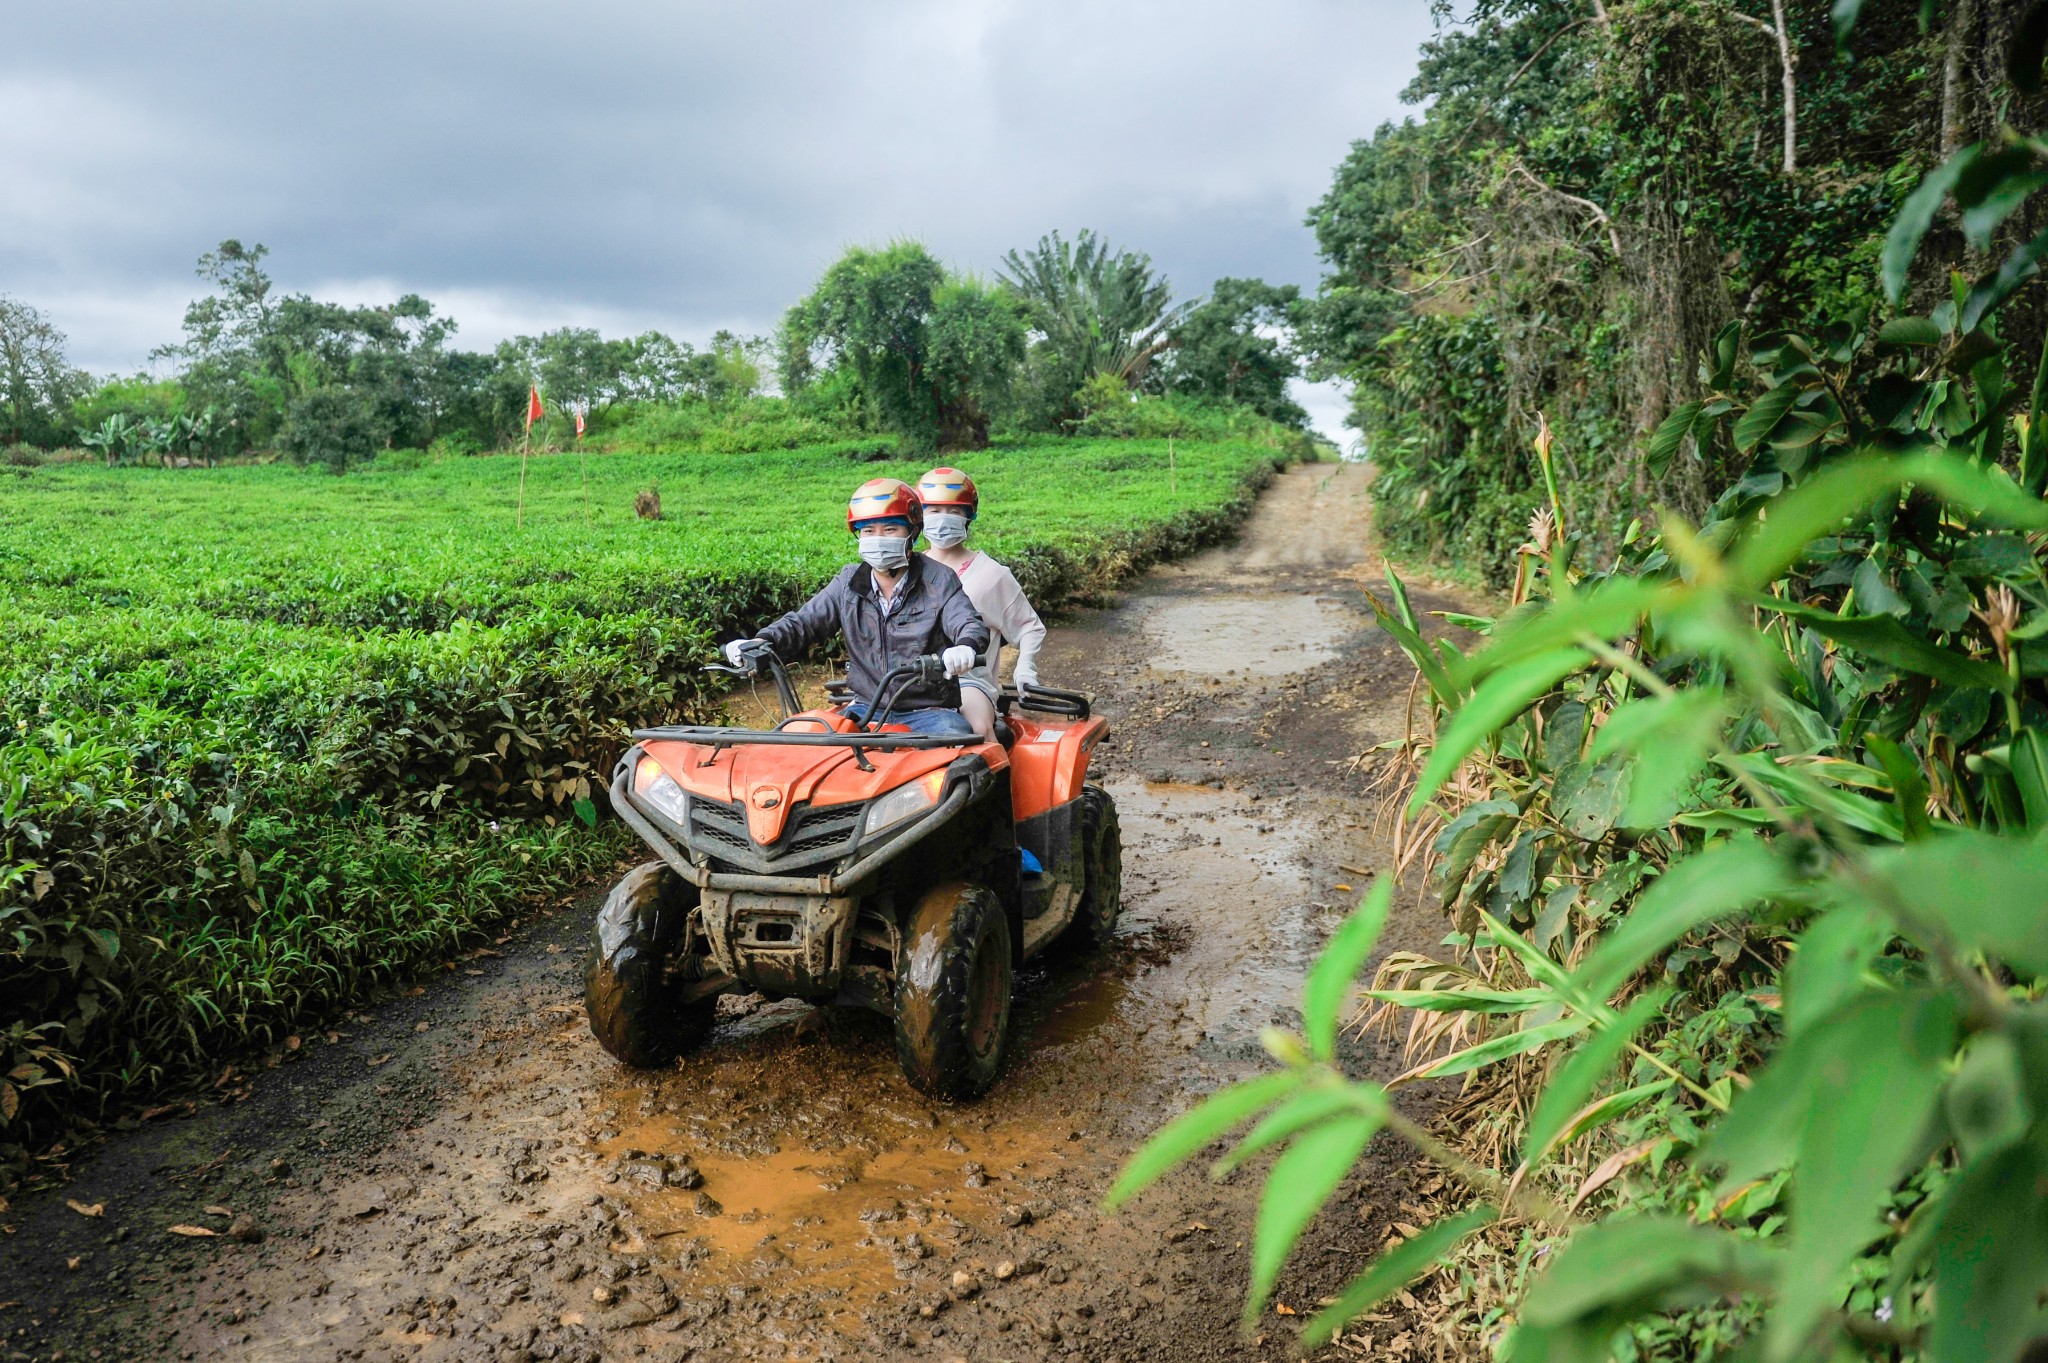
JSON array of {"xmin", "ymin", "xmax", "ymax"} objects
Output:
[{"xmin": 0, "ymin": 461, "xmax": 1467, "ymax": 1363}]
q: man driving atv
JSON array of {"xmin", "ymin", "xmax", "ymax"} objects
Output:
[{"xmin": 723, "ymin": 477, "xmax": 989, "ymax": 736}]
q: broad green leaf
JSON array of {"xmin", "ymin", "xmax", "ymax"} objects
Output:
[
  {"xmin": 1945, "ymin": 1033, "xmax": 2032, "ymax": 1161},
  {"xmin": 1246, "ymin": 1113, "xmax": 1380, "ymax": 1326},
  {"xmin": 1303, "ymin": 1206, "xmax": 1497, "ymax": 1347},
  {"xmin": 1782, "ymin": 904, "xmax": 1887, "ymax": 1035},
  {"xmin": 1766, "ymin": 991, "xmax": 1958, "ymax": 1359},
  {"xmin": 1479, "ymin": 912, "xmax": 1589, "ymax": 1001},
  {"xmin": 1894, "ymin": 451, "xmax": 2048, "ymax": 529},
  {"xmin": 1557, "ymin": 1079, "xmax": 1674, "ymax": 1148},
  {"xmin": 2008, "ymin": 726, "xmax": 2048, "ymax": 829},
  {"xmin": 1733, "ymin": 382, "xmax": 1803, "ymax": 454},
  {"xmin": 1731, "ymin": 459, "xmax": 1889, "ymax": 587},
  {"xmin": 1645, "ymin": 401, "xmax": 1702, "ymax": 478},
  {"xmin": 1883, "ymin": 146, "xmax": 1979, "ymax": 303},
  {"xmin": 1864, "ymin": 733, "xmax": 1933, "ymax": 840},
  {"xmin": 1520, "ymin": 1216, "xmax": 1781, "ymax": 1329},
  {"xmin": 1960, "ymin": 225, "xmax": 2048, "ymax": 332},
  {"xmin": 1304, "ymin": 879, "xmax": 1393, "ymax": 1060},
  {"xmin": 1413, "ymin": 1016, "xmax": 1589, "ymax": 1081},
  {"xmin": 1363, "ymin": 986, "xmax": 1549, "ymax": 1015},
  {"xmin": 1450, "ymin": 577, "xmax": 1661, "ymax": 692},
  {"xmin": 1927, "ymin": 1136, "xmax": 2048, "ymax": 1363},
  {"xmin": 1588, "ymin": 690, "xmax": 1723, "ymax": 764},
  {"xmin": 1105, "ymin": 1070, "xmax": 1300, "ymax": 1208},
  {"xmin": 1858, "ymin": 829, "xmax": 2048, "ymax": 977},
  {"xmin": 1759, "ymin": 600, "xmax": 2013, "ymax": 691},
  {"xmin": 1554, "ymin": 755, "xmax": 1631, "ymax": 841},
  {"xmin": 1520, "ymin": 988, "xmax": 1673, "ymax": 1171},
  {"xmin": 1212, "ymin": 1083, "xmax": 1382, "ymax": 1178},
  {"xmin": 1364, "ymin": 583, "xmax": 1458, "ymax": 705},
  {"xmin": 1720, "ymin": 752, "xmax": 1906, "ymax": 841},
  {"xmin": 1410, "ymin": 647, "xmax": 1589, "ymax": 814},
  {"xmin": 1432, "ymin": 798, "xmax": 1519, "ymax": 899},
  {"xmin": 1576, "ymin": 841, "xmax": 1798, "ymax": 1004},
  {"xmin": 1874, "ymin": 315, "xmax": 1943, "ymax": 346}
]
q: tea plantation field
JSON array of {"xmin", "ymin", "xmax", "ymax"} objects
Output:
[{"xmin": 0, "ymin": 437, "xmax": 1294, "ymax": 1173}]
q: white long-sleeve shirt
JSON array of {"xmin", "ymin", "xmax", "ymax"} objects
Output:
[{"xmin": 950, "ymin": 551, "xmax": 1047, "ymax": 689}]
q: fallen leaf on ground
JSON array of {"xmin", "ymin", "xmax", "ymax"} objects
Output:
[
  {"xmin": 284, "ymin": 1036, "xmax": 301, "ymax": 1051},
  {"xmin": 1274, "ymin": 1302, "xmax": 1297, "ymax": 1316},
  {"xmin": 65, "ymin": 1256, "xmax": 80, "ymax": 1271},
  {"xmin": 366, "ymin": 1054, "xmax": 391, "ymax": 1067},
  {"xmin": 1335, "ymin": 884, "xmax": 1353, "ymax": 892},
  {"xmin": 204, "ymin": 1205, "xmax": 233, "ymax": 1218},
  {"xmin": 1394, "ymin": 1221, "xmax": 1423, "ymax": 1237},
  {"xmin": 167, "ymin": 1225, "xmax": 218, "ymax": 1238},
  {"xmin": 65, "ymin": 1200, "xmax": 103, "ymax": 1218},
  {"xmin": 1188, "ymin": 1221, "xmax": 1212, "ymax": 1232},
  {"xmin": 546, "ymin": 945, "xmax": 565, "ymax": 954},
  {"xmin": 1571, "ymin": 1139, "xmax": 1658, "ymax": 1212}
]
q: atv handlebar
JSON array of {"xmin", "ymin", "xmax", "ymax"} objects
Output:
[{"xmin": 705, "ymin": 641, "xmax": 801, "ymax": 718}]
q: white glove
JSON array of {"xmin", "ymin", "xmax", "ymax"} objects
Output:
[
  {"xmin": 724, "ymin": 639, "xmax": 763, "ymax": 667},
  {"xmin": 942, "ymin": 644, "xmax": 977, "ymax": 678},
  {"xmin": 1013, "ymin": 664, "xmax": 1039, "ymax": 690}
]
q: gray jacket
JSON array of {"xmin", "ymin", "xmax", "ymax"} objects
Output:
[{"xmin": 757, "ymin": 554, "xmax": 990, "ymax": 712}]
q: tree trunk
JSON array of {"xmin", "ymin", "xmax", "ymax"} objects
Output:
[
  {"xmin": 1940, "ymin": 0, "xmax": 1976, "ymax": 158},
  {"xmin": 1769, "ymin": 0, "xmax": 1797, "ymax": 174}
]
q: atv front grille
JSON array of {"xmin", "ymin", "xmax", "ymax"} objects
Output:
[{"xmin": 682, "ymin": 795, "xmax": 865, "ymax": 872}]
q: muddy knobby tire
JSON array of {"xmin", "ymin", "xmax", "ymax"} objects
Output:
[
  {"xmin": 893, "ymin": 881, "xmax": 1013, "ymax": 1101},
  {"xmin": 586, "ymin": 861, "xmax": 716, "ymax": 1068},
  {"xmin": 1069, "ymin": 783, "xmax": 1123, "ymax": 950}
]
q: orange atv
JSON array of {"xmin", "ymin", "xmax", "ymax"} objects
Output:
[{"xmin": 587, "ymin": 643, "xmax": 1121, "ymax": 1099}]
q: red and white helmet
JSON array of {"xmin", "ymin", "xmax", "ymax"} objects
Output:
[
  {"xmin": 846, "ymin": 477, "xmax": 923, "ymax": 533},
  {"xmin": 916, "ymin": 467, "xmax": 978, "ymax": 519}
]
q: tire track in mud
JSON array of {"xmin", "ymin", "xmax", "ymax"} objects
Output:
[{"xmin": 0, "ymin": 461, "xmax": 1470, "ymax": 1363}]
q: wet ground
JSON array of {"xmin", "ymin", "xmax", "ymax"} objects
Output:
[{"xmin": 0, "ymin": 461, "xmax": 1468, "ymax": 1363}]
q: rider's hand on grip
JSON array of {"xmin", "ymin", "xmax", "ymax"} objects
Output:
[{"xmin": 941, "ymin": 645, "xmax": 976, "ymax": 679}]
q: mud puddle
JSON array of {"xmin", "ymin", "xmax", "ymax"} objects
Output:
[
  {"xmin": 1142, "ymin": 594, "xmax": 1366, "ymax": 676},
  {"xmin": 1, "ymin": 461, "xmax": 1476, "ymax": 1363}
]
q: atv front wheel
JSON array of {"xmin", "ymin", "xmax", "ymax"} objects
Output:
[
  {"xmin": 1068, "ymin": 783, "xmax": 1123, "ymax": 950},
  {"xmin": 893, "ymin": 881, "xmax": 1012, "ymax": 1100},
  {"xmin": 586, "ymin": 861, "xmax": 716, "ymax": 1068}
]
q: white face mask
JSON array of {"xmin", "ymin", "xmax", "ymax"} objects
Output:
[
  {"xmin": 858, "ymin": 532, "xmax": 910, "ymax": 572},
  {"xmin": 924, "ymin": 511, "xmax": 971, "ymax": 548}
]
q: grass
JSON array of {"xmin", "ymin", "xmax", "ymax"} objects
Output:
[{"xmin": 0, "ymin": 433, "xmax": 1304, "ymax": 1180}]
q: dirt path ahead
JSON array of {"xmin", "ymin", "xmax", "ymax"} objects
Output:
[{"xmin": 1, "ymin": 461, "xmax": 1465, "ymax": 1363}]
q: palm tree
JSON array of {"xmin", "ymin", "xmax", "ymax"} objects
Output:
[{"xmin": 999, "ymin": 231, "xmax": 1189, "ymax": 393}]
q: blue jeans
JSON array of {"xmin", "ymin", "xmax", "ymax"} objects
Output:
[{"xmin": 841, "ymin": 702, "xmax": 975, "ymax": 736}]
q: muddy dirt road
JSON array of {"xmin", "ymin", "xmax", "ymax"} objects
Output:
[{"xmin": 1, "ymin": 461, "xmax": 1466, "ymax": 1363}]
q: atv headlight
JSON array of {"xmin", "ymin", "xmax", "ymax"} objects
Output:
[
  {"xmin": 863, "ymin": 769, "xmax": 947, "ymax": 837},
  {"xmin": 633, "ymin": 755, "xmax": 689, "ymax": 825}
]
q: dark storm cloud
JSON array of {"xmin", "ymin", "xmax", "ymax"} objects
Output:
[{"xmin": 1, "ymin": 0, "xmax": 1432, "ymax": 396}]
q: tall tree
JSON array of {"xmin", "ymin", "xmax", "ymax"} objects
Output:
[
  {"xmin": 999, "ymin": 230, "xmax": 1189, "ymax": 426},
  {"xmin": 0, "ymin": 297, "xmax": 88, "ymax": 447},
  {"xmin": 783, "ymin": 242, "xmax": 1024, "ymax": 451},
  {"xmin": 1157, "ymin": 278, "xmax": 1306, "ymax": 424}
]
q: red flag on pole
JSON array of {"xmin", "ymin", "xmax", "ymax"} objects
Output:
[
  {"xmin": 526, "ymin": 385, "xmax": 544, "ymax": 428},
  {"xmin": 573, "ymin": 404, "xmax": 586, "ymax": 438}
]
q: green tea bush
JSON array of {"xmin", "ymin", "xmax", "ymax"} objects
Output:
[{"xmin": 0, "ymin": 434, "xmax": 1298, "ymax": 1180}]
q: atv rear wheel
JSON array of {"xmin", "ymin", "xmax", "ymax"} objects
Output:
[
  {"xmin": 893, "ymin": 881, "xmax": 1012, "ymax": 1100},
  {"xmin": 1068, "ymin": 783, "xmax": 1123, "ymax": 950},
  {"xmin": 586, "ymin": 861, "xmax": 717, "ymax": 1068}
]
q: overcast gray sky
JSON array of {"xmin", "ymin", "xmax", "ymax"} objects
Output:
[{"xmin": 3, "ymin": 1, "xmax": 1435, "ymax": 440}]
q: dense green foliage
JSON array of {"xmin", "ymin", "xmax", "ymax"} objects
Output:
[
  {"xmin": 1301, "ymin": 0, "xmax": 2034, "ymax": 585},
  {"xmin": 1120, "ymin": 6, "xmax": 2048, "ymax": 1358},
  {"xmin": 0, "ymin": 434, "xmax": 1304, "ymax": 1181},
  {"xmin": 781, "ymin": 242, "xmax": 1028, "ymax": 452}
]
